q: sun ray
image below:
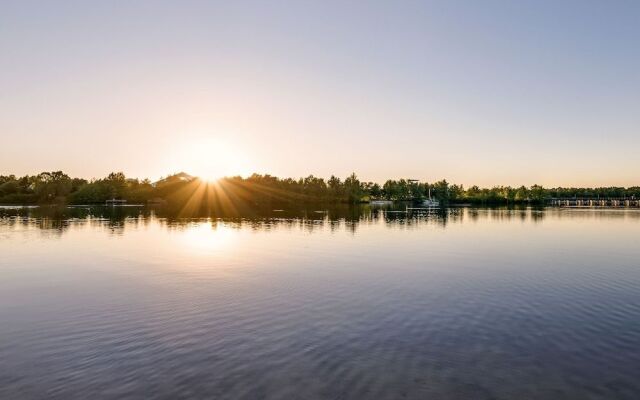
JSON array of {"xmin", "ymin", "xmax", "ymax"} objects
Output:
[{"xmin": 175, "ymin": 179, "xmax": 207, "ymax": 217}]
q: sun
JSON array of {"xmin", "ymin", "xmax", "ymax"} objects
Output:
[{"xmin": 174, "ymin": 137, "xmax": 253, "ymax": 181}]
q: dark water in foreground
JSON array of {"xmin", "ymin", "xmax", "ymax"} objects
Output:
[{"xmin": 1, "ymin": 205, "xmax": 640, "ymax": 399}]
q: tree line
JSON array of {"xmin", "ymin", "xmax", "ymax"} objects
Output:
[{"xmin": 1, "ymin": 171, "xmax": 640, "ymax": 206}]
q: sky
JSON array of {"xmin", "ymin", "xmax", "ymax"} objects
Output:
[{"xmin": 1, "ymin": 0, "xmax": 639, "ymax": 187}]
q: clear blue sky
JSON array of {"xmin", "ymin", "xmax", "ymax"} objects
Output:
[{"xmin": 1, "ymin": 1, "xmax": 639, "ymax": 186}]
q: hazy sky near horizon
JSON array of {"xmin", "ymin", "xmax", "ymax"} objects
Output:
[{"xmin": 1, "ymin": 1, "xmax": 639, "ymax": 186}]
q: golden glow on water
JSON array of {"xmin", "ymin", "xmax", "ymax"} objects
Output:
[{"xmin": 180, "ymin": 222, "xmax": 238, "ymax": 253}]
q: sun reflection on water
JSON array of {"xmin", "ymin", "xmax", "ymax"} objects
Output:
[{"xmin": 180, "ymin": 221, "xmax": 237, "ymax": 253}]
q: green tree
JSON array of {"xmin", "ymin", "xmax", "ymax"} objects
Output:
[{"xmin": 344, "ymin": 173, "xmax": 363, "ymax": 203}]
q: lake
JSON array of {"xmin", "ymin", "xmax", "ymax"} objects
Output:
[{"xmin": 1, "ymin": 205, "xmax": 639, "ymax": 399}]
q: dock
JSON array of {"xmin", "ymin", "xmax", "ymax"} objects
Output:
[{"xmin": 549, "ymin": 198, "xmax": 640, "ymax": 207}]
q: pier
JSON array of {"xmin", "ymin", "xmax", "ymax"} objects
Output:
[{"xmin": 549, "ymin": 198, "xmax": 640, "ymax": 207}]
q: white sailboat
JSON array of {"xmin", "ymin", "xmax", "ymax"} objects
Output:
[{"xmin": 423, "ymin": 188, "xmax": 440, "ymax": 207}]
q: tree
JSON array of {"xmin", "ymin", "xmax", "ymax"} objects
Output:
[
  {"xmin": 369, "ymin": 183, "xmax": 382, "ymax": 198},
  {"xmin": 529, "ymin": 184, "xmax": 546, "ymax": 203},
  {"xmin": 328, "ymin": 175, "xmax": 342, "ymax": 199},
  {"xmin": 33, "ymin": 171, "xmax": 72, "ymax": 202},
  {"xmin": 344, "ymin": 173, "xmax": 363, "ymax": 203}
]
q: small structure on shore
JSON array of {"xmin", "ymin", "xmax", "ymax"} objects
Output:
[
  {"xmin": 147, "ymin": 198, "xmax": 167, "ymax": 206},
  {"xmin": 370, "ymin": 200, "xmax": 393, "ymax": 205},
  {"xmin": 105, "ymin": 199, "xmax": 127, "ymax": 206}
]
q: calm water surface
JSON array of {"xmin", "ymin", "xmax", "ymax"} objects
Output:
[{"xmin": 1, "ymin": 206, "xmax": 639, "ymax": 399}]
